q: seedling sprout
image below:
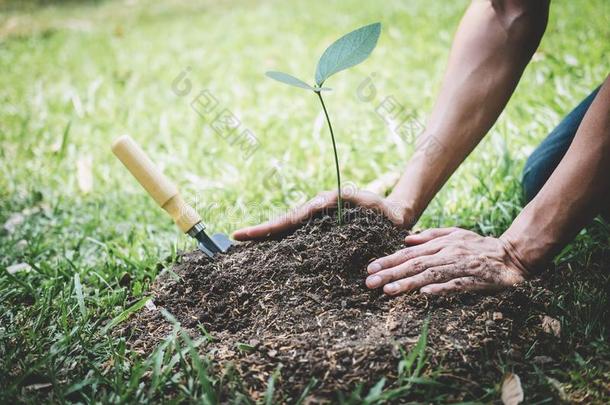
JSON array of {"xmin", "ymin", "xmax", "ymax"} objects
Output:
[{"xmin": 266, "ymin": 22, "xmax": 381, "ymax": 224}]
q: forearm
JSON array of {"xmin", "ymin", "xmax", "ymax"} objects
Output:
[
  {"xmin": 388, "ymin": 0, "xmax": 549, "ymax": 223},
  {"xmin": 502, "ymin": 76, "xmax": 610, "ymax": 272}
]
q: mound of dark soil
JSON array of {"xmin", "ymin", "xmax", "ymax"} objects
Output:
[{"xmin": 122, "ymin": 208, "xmax": 609, "ymax": 402}]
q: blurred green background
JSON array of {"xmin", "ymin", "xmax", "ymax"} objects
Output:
[{"xmin": 1, "ymin": 0, "xmax": 608, "ymax": 402}]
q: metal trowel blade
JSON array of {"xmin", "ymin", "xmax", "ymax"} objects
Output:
[{"xmin": 211, "ymin": 233, "xmax": 233, "ymax": 252}]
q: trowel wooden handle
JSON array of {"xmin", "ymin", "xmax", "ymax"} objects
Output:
[{"xmin": 111, "ymin": 135, "xmax": 201, "ymax": 233}]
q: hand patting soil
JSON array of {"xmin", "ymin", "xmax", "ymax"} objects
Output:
[{"xmin": 121, "ymin": 208, "xmax": 608, "ymax": 402}]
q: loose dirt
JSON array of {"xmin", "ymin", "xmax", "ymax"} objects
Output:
[{"xmin": 122, "ymin": 208, "xmax": 609, "ymax": 402}]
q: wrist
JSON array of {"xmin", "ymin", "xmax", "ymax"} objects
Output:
[
  {"xmin": 499, "ymin": 230, "xmax": 543, "ymax": 277},
  {"xmin": 383, "ymin": 197, "xmax": 419, "ymax": 228}
]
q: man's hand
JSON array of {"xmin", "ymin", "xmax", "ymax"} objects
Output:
[
  {"xmin": 233, "ymin": 189, "xmax": 412, "ymax": 241},
  {"xmin": 365, "ymin": 227, "xmax": 529, "ymax": 295}
]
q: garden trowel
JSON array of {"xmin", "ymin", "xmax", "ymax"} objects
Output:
[{"xmin": 111, "ymin": 135, "xmax": 232, "ymax": 258}]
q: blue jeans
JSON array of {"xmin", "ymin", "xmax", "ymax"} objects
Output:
[{"xmin": 522, "ymin": 87, "xmax": 602, "ymax": 207}]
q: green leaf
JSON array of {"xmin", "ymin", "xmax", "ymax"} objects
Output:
[
  {"xmin": 265, "ymin": 71, "xmax": 314, "ymax": 90},
  {"xmin": 315, "ymin": 22, "xmax": 381, "ymax": 86},
  {"xmin": 265, "ymin": 71, "xmax": 331, "ymax": 92}
]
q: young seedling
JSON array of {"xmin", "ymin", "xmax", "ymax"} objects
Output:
[{"xmin": 266, "ymin": 22, "xmax": 381, "ymax": 224}]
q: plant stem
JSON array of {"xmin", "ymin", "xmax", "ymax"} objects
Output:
[{"xmin": 315, "ymin": 91, "xmax": 342, "ymax": 225}]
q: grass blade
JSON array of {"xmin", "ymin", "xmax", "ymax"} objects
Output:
[
  {"xmin": 102, "ymin": 296, "xmax": 151, "ymax": 334},
  {"xmin": 73, "ymin": 273, "xmax": 87, "ymax": 318},
  {"xmin": 264, "ymin": 367, "xmax": 282, "ymax": 405},
  {"xmin": 294, "ymin": 378, "xmax": 318, "ymax": 405}
]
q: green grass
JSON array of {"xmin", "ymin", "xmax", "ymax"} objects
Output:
[{"xmin": 1, "ymin": 0, "xmax": 609, "ymax": 402}]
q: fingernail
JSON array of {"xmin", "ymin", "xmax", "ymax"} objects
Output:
[
  {"xmin": 367, "ymin": 262, "xmax": 381, "ymax": 273},
  {"xmin": 385, "ymin": 282, "xmax": 399, "ymax": 294},
  {"xmin": 366, "ymin": 275, "xmax": 381, "ymax": 288}
]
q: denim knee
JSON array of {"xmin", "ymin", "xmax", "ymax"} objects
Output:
[
  {"xmin": 522, "ymin": 156, "xmax": 549, "ymax": 204},
  {"xmin": 521, "ymin": 86, "xmax": 601, "ymax": 205}
]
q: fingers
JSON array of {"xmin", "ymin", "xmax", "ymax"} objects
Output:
[
  {"xmin": 233, "ymin": 188, "xmax": 402, "ymax": 240},
  {"xmin": 419, "ymin": 277, "xmax": 498, "ymax": 295},
  {"xmin": 367, "ymin": 241, "xmax": 445, "ymax": 274},
  {"xmin": 233, "ymin": 188, "xmax": 391, "ymax": 241},
  {"xmin": 233, "ymin": 191, "xmax": 338, "ymax": 240},
  {"xmin": 366, "ymin": 230, "xmax": 526, "ymax": 296},
  {"xmin": 382, "ymin": 264, "xmax": 468, "ymax": 295},
  {"xmin": 404, "ymin": 227, "xmax": 462, "ymax": 245},
  {"xmin": 366, "ymin": 254, "xmax": 452, "ymax": 289}
]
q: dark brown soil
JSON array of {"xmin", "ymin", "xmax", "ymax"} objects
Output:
[{"xmin": 121, "ymin": 208, "xmax": 609, "ymax": 403}]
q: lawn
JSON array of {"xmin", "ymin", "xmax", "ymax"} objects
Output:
[{"xmin": 1, "ymin": 0, "xmax": 609, "ymax": 403}]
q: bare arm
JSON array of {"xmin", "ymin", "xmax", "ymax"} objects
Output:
[
  {"xmin": 502, "ymin": 76, "xmax": 610, "ymax": 271},
  {"xmin": 367, "ymin": 76, "xmax": 609, "ymax": 295},
  {"xmin": 389, "ymin": 0, "xmax": 550, "ymax": 224},
  {"xmin": 236, "ymin": 0, "xmax": 609, "ymax": 296},
  {"xmin": 234, "ymin": 0, "xmax": 550, "ymax": 241}
]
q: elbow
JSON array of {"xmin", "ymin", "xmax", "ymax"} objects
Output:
[{"xmin": 491, "ymin": 0, "xmax": 549, "ymax": 54}]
